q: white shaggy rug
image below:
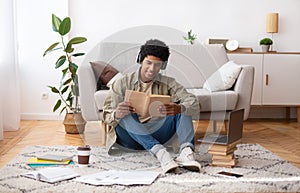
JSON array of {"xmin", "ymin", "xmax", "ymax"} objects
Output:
[{"xmin": 0, "ymin": 144, "xmax": 299, "ymax": 192}]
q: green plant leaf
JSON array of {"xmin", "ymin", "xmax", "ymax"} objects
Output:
[
  {"xmin": 61, "ymin": 85, "xmax": 69, "ymax": 94},
  {"xmin": 67, "ymin": 92, "xmax": 72, "ymax": 101},
  {"xmin": 59, "ymin": 17, "xmax": 71, "ymax": 36},
  {"xmin": 72, "ymin": 53, "xmax": 85, "ymax": 57},
  {"xmin": 60, "ymin": 106, "xmax": 66, "ymax": 114},
  {"xmin": 65, "ymin": 37, "xmax": 87, "ymax": 53},
  {"xmin": 66, "ymin": 92, "xmax": 73, "ymax": 107},
  {"xmin": 53, "ymin": 99, "xmax": 61, "ymax": 112},
  {"xmin": 259, "ymin": 38, "xmax": 273, "ymax": 45},
  {"xmin": 73, "ymin": 74, "xmax": 78, "ymax": 85},
  {"xmin": 65, "ymin": 45, "xmax": 74, "ymax": 53},
  {"xmin": 52, "ymin": 14, "xmax": 61, "ymax": 32},
  {"xmin": 69, "ymin": 62, "xmax": 78, "ymax": 75},
  {"xmin": 62, "ymin": 68, "xmax": 68, "ymax": 77},
  {"xmin": 50, "ymin": 86, "xmax": 59, "ymax": 93},
  {"xmin": 71, "ymin": 84, "xmax": 79, "ymax": 96},
  {"xmin": 43, "ymin": 42, "xmax": 60, "ymax": 56},
  {"xmin": 63, "ymin": 78, "xmax": 72, "ymax": 85},
  {"xmin": 68, "ymin": 37, "xmax": 87, "ymax": 45},
  {"xmin": 55, "ymin": 55, "xmax": 66, "ymax": 68}
]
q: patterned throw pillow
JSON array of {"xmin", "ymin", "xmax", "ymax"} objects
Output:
[
  {"xmin": 203, "ymin": 61, "xmax": 242, "ymax": 92},
  {"xmin": 90, "ymin": 61, "xmax": 120, "ymax": 90}
]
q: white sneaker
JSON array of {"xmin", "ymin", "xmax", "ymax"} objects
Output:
[
  {"xmin": 156, "ymin": 148, "xmax": 179, "ymax": 173},
  {"xmin": 175, "ymin": 147, "xmax": 201, "ymax": 172}
]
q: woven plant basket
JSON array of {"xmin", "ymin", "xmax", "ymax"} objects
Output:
[{"xmin": 63, "ymin": 113, "xmax": 86, "ymax": 134}]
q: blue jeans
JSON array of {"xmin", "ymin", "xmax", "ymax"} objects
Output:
[{"xmin": 115, "ymin": 113, "xmax": 195, "ymax": 154}]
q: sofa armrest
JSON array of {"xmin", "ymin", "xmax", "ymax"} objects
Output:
[
  {"xmin": 78, "ymin": 62, "xmax": 101, "ymax": 121},
  {"xmin": 233, "ymin": 65, "xmax": 255, "ymax": 120}
]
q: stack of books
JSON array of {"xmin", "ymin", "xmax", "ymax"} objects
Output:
[
  {"xmin": 26, "ymin": 154, "xmax": 73, "ymax": 168},
  {"xmin": 208, "ymin": 140, "xmax": 241, "ymax": 168}
]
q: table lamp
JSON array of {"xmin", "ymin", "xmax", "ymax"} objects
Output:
[{"xmin": 266, "ymin": 13, "xmax": 279, "ymax": 51}]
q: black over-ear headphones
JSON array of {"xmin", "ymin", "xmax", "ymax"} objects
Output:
[{"xmin": 136, "ymin": 52, "xmax": 168, "ymax": 70}]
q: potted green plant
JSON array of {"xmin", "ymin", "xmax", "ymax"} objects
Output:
[
  {"xmin": 259, "ymin": 38, "xmax": 273, "ymax": 52},
  {"xmin": 43, "ymin": 14, "xmax": 87, "ymax": 134},
  {"xmin": 183, "ymin": 29, "xmax": 197, "ymax": 45}
]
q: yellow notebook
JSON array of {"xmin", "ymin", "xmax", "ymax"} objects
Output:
[{"xmin": 26, "ymin": 157, "xmax": 71, "ymax": 165}]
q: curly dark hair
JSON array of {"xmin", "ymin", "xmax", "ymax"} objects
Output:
[{"xmin": 137, "ymin": 39, "xmax": 170, "ymax": 63}]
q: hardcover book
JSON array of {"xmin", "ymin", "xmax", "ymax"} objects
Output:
[
  {"xmin": 212, "ymin": 153, "xmax": 234, "ymax": 161},
  {"xmin": 208, "ymin": 139, "xmax": 241, "ymax": 153},
  {"xmin": 124, "ymin": 90, "xmax": 171, "ymax": 117},
  {"xmin": 208, "ymin": 147, "xmax": 237, "ymax": 156},
  {"xmin": 211, "ymin": 159, "xmax": 238, "ymax": 167}
]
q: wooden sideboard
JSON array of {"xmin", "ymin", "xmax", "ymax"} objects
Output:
[{"xmin": 227, "ymin": 52, "xmax": 300, "ymax": 122}]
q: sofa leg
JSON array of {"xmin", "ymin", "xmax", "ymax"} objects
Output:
[{"xmin": 213, "ymin": 120, "xmax": 217, "ymax": 132}]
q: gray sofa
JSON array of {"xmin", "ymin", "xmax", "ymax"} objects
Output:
[{"xmin": 78, "ymin": 42, "xmax": 254, "ymax": 125}]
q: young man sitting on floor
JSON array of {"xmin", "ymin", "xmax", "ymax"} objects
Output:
[{"xmin": 103, "ymin": 39, "xmax": 201, "ymax": 173}]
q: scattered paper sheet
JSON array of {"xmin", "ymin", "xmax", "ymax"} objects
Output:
[{"xmin": 74, "ymin": 170, "xmax": 161, "ymax": 185}]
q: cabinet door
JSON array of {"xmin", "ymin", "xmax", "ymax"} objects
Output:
[
  {"xmin": 228, "ymin": 54, "xmax": 263, "ymax": 105},
  {"xmin": 263, "ymin": 54, "xmax": 300, "ymax": 105}
]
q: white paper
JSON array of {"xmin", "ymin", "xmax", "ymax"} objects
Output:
[
  {"xmin": 21, "ymin": 167, "xmax": 79, "ymax": 183},
  {"xmin": 74, "ymin": 170, "xmax": 160, "ymax": 185}
]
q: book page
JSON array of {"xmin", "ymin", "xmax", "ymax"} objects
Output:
[
  {"xmin": 21, "ymin": 167, "xmax": 79, "ymax": 183},
  {"xmin": 74, "ymin": 170, "xmax": 160, "ymax": 186},
  {"xmin": 148, "ymin": 95, "xmax": 171, "ymax": 117}
]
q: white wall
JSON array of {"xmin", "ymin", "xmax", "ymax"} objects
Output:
[
  {"xmin": 69, "ymin": 0, "xmax": 300, "ymax": 52},
  {"xmin": 17, "ymin": 0, "xmax": 300, "ymax": 120},
  {"xmin": 16, "ymin": 0, "xmax": 68, "ymax": 120}
]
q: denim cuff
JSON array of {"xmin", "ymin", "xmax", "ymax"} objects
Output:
[
  {"xmin": 150, "ymin": 144, "xmax": 165, "ymax": 156},
  {"xmin": 180, "ymin": 142, "xmax": 194, "ymax": 152}
]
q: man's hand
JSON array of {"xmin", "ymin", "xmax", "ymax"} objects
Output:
[
  {"xmin": 115, "ymin": 102, "xmax": 135, "ymax": 119},
  {"xmin": 158, "ymin": 103, "xmax": 183, "ymax": 116}
]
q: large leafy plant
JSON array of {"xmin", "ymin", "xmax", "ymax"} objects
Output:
[{"xmin": 43, "ymin": 14, "xmax": 87, "ymax": 114}]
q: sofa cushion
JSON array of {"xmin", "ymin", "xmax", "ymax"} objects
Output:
[
  {"xmin": 90, "ymin": 61, "xmax": 119, "ymax": 90},
  {"xmin": 187, "ymin": 88, "xmax": 238, "ymax": 112},
  {"xmin": 203, "ymin": 61, "xmax": 242, "ymax": 92},
  {"xmin": 94, "ymin": 90, "xmax": 109, "ymax": 110},
  {"xmin": 106, "ymin": 72, "xmax": 123, "ymax": 87},
  {"xmin": 166, "ymin": 44, "xmax": 229, "ymax": 88},
  {"xmin": 94, "ymin": 88, "xmax": 238, "ymax": 113}
]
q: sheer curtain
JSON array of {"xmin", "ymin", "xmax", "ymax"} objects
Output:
[{"xmin": 0, "ymin": 0, "xmax": 20, "ymax": 140}]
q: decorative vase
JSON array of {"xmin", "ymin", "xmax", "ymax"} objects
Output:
[
  {"xmin": 261, "ymin": 45, "xmax": 270, "ymax": 52},
  {"xmin": 63, "ymin": 113, "xmax": 86, "ymax": 134}
]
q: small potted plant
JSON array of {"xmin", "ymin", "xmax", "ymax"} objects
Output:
[
  {"xmin": 259, "ymin": 38, "xmax": 273, "ymax": 52},
  {"xmin": 183, "ymin": 29, "xmax": 197, "ymax": 45},
  {"xmin": 43, "ymin": 14, "xmax": 87, "ymax": 134}
]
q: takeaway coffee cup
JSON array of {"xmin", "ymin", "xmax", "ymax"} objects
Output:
[{"xmin": 77, "ymin": 145, "xmax": 91, "ymax": 165}]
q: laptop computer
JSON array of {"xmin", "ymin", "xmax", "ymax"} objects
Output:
[{"xmin": 197, "ymin": 109, "xmax": 244, "ymax": 145}]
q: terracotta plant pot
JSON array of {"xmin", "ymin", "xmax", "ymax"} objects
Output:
[{"xmin": 63, "ymin": 113, "xmax": 86, "ymax": 134}]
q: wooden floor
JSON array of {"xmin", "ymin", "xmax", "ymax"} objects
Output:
[{"xmin": 0, "ymin": 119, "xmax": 300, "ymax": 169}]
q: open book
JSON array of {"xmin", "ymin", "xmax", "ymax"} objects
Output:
[
  {"xmin": 74, "ymin": 170, "xmax": 160, "ymax": 186},
  {"xmin": 125, "ymin": 90, "xmax": 171, "ymax": 117},
  {"xmin": 21, "ymin": 167, "xmax": 79, "ymax": 183}
]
